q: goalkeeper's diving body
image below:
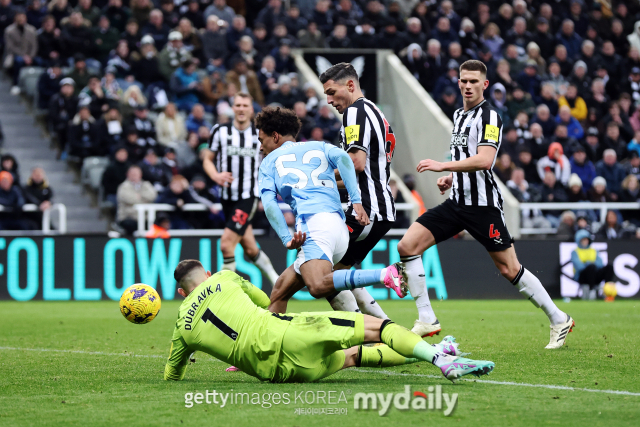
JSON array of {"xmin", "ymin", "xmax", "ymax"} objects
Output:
[{"xmin": 164, "ymin": 261, "xmax": 495, "ymax": 383}]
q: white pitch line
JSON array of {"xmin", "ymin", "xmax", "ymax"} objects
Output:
[
  {"xmin": 353, "ymin": 368, "xmax": 640, "ymax": 397},
  {"xmin": 0, "ymin": 346, "xmax": 169, "ymax": 360},
  {"xmin": 3, "ymin": 347, "xmax": 639, "ymax": 397}
]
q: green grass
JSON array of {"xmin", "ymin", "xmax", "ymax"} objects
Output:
[{"xmin": 1, "ymin": 299, "xmax": 639, "ymax": 426}]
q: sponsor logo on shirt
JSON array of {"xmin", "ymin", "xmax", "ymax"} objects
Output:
[
  {"xmin": 345, "ymin": 125, "xmax": 360, "ymax": 145},
  {"xmin": 484, "ymin": 124, "xmax": 500, "ymax": 141},
  {"xmin": 226, "ymin": 146, "xmax": 258, "ymax": 157},
  {"xmin": 450, "ymin": 134, "xmax": 468, "ymax": 147}
]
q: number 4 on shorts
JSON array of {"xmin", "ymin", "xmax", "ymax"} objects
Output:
[{"xmin": 489, "ymin": 224, "xmax": 501, "ymax": 239}]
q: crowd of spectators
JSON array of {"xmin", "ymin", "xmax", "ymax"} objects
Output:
[
  {"xmin": 1, "ymin": 0, "xmax": 639, "ymax": 238},
  {"xmin": 0, "ymin": 150, "xmax": 54, "ymax": 230}
]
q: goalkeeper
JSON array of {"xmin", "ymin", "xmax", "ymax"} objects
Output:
[{"xmin": 164, "ymin": 260, "xmax": 495, "ymax": 383}]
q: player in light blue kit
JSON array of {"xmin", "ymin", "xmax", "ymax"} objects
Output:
[{"xmin": 256, "ymin": 107, "xmax": 406, "ymax": 313}]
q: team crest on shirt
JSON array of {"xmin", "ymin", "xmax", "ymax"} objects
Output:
[{"xmin": 450, "ymin": 134, "xmax": 468, "ymax": 147}]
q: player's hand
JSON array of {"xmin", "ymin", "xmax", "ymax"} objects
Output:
[
  {"xmin": 214, "ymin": 171, "xmax": 234, "ymax": 187},
  {"xmin": 417, "ymin": 159, "xmax": 445, "ymax": 173},
  {"xmin": 437, "ymin": 174, "xmax": 453, "ymax": 195},
  {"xmin": 353, "ymin": 203, "xmax": 370, "ymax": 226},
  {"xmin": 286, "ymin": 231, "xmax": 306, "ymax": 250}
]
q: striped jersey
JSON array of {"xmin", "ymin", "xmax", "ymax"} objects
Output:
[
  {"xmin": 449, "ymin": 99, "xmax": 504, "ymax": 209},
  {"xmin": 339, "ymin": 97, "xmax": 396, "ymax": 221},
  {"xmin": 209, "ymin": 123, "xmax": 261, "ymax": 201}
]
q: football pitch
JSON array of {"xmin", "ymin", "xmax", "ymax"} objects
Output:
[{"xmin": 1, "ymin": 299, "xmax": 638, "ymax": 426}]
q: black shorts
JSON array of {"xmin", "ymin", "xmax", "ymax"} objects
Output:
[
  {"xmin": 416, "ymin": 198, "xmax": 513, "ymax": 252},
  {"xmin": 339, "ymin": 215, "xmax": 393, "ymax": 266},
  {"xmin": 221, "ymin": 197, "xmax": 258, "ymax": 236}
]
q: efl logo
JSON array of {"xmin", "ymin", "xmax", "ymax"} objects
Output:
[
  {"xmin": 559, "ymin": 243, "xmax": 639, "ymax": 298},
  {"xmin": 354, "ymin": 385, "xmax": 458, "ymax": 416}
]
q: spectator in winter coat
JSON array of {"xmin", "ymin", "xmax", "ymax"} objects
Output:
[
  {"xmin": 596, "ymin": 149, "xmax": 627, "ymax": 200},
  {"xmin": 156, "ymin": 103, "xmax": 188, "ymax": 147},
  {"xmin": 555, "ymin": 105, "xmax": 584, "ymax": 141},
  {"xmin": 101, "ymin": 146, "xmax": 131, "ymax": 205},
  {"xmin": 185, "ymin": 104, "xmax": 212, "ymax": 134},
  {"xmin": 537, "ymin": 142, "xmax": 571, "ymax": 186},
  {"xmin": 68, "ymin": 106, "xmax": 99, "ymax": 159},
  {"xmin": 571, "ymin": 229, "xmax": 614, "ymax": 300},
  {"xmin": 569, "ymin": 145, "xmax": 596, "ymax": 192},
  {"xmin": 557, "ymin": 84, "xmax": 587, "ymax": 122},
  {"xmin": 37, "ymin": 61, "xmax": 63, "ymax": 109},
  {"xmin": 116, "ymin": 165, "xmax": 157, "ymax": 235},
  {"xmin": 4, "ymin": 10, "xmax": 38, "ymax": 90},
  {"xmin": 170, "ymin": 59, "xmax": 202, "ymax": 112},
  {"xmin": 155, "ymin": 174, "xmax": 197, "ymax": 229},
  {"xmin": 0, "ymin": 171, "xmax": 34, "ymax": 230},
  {"xmin": 23, "ymin": 167, "xmax": 54, "ymax": 229}
]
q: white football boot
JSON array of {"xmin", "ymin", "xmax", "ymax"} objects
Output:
[
  {"xmin": 411, "ymin": 319, "xmax": 442, "ymax": 337},
  {"xmin": 545, "ymin": 315, "xmax": 575, "ymax": 349}
]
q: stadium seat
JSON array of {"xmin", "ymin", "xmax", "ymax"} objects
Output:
[
  {"xmin": 18, "ymin": 67, "xmax": 44, "ymax": 99},
  {"xmin": 80, "ymin": 156, "xmax": 110, "ymax": 187}
]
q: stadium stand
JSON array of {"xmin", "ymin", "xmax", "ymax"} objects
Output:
[{"xmin": 0, "ymin": 0, "xmax": 638, "ymax": 240}]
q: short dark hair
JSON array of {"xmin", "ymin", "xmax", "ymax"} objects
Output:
[
  {"xmin": 174, "ymin": 259, "xmax": 203, "ymax": 284},
  {"xmin": 459, "ymin": 59, "xmax": 487, "ymax": 76},
  {"xmin": 319, "ymin": 62, "xmax": 359, "ymax": 85},
  {"xmin": 255, "ymin": 106, "xmax": 301, "ymax": 138},
  {"xmin": 234, "ymin": 91, "xmax": 253, "ymax": 102}
]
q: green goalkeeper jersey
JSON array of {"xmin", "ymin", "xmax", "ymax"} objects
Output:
[{"xmin": 164, "ymin": 271, "xmax": 288, "ymax": 382}]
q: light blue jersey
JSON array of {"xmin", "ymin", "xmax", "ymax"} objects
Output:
[{"xmin": 259, "ymin": 140, "xmax": 362, "ymax": 246}]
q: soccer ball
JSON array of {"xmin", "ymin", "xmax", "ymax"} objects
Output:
[
  {"xmin": 603, "ymin": 282, "xmax": 617, "ymax": 302},
  {"xmin": 120, "ymin": 284, "xmax": 161, "ymax": 324}
]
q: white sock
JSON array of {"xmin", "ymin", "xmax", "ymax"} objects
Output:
[
  {"xmin": 512, "ymin": 266, "xmax": 566, "ymax": 325},
  {"xmin": 222, "ymin": 257, "xmax": 236, "ymax": 272},
  {"xmin": 401, "ymin": 255, "xmax": 437, "ymax": 324},
  {"xmin": 326, "ymin": 291, "xmax": 360, "ymax": 312},
  {"xmin": 351, "ymin": 288, "xmax": 389, "ymax": 319},
  {"xmin": 250, "ymin": 250, "xmax": 280, "ymax": 285}
]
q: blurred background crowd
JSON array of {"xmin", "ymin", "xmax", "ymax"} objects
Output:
[{"xmin": 0, "ymin": 0, "xmax": 638, "ymax": 240}]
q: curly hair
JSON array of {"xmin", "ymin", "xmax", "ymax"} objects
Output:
[{"xmin": 254, "ymin": 106, "xmax": 301, "ymax": 138}]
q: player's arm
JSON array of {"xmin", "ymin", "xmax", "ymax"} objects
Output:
[
  {"xmin": 418, "ymin": 112, "xmax": 502, "ymax": 173},
  {"xmin": 164, "ymin": 333, "xmax": 193, "ymax": 381},
  {"xmin": 202, "ymin": 125, "xmax": 233, "ymax": 187},
  {"xmin": 236, "ymin": 275, "xmax": 271, "ymax": 309},
  {"xmin": 417, "ymin": 145, "xmax": 497, "ymax": 173},
  {"xmin": 259, "ymin": 165, "xmax": 295, "ymax": 247},
  {"xmin": 326, "ymin": 144, "xmax": 369, "ymax": 225},
  {"xmin": 335, "ymin": 105, "xmax": 369, "ymax": 184}
]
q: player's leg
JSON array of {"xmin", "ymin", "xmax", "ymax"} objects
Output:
[
  {"xmin": 396, "ymin": 223, "xmax": 439, "ymax": 332},
  {"xmin": 325, "ymin": 288, "xmax": 360, "ymax": 312},
  {"xmin": 296, "ymin": 212, "xmax": 406, "ymax": 299},
  {"xmin": 361, "ymin": 315, "xmax": 494, "ymax": 380},
  {"xmin": 397, "ymin": 201, "xmax": 463, "ymax": 337},
  {"xmin": 300, "ymin": 259, "xmax": 405, "ymax": 299},
  {"xmin": 491, "ymin": 247, "xmax": 573, "ymax": 329},
  {"xmin": 240, "ymin": 225, "xmax": 280, "ymax": 286},
  {"xmin": 330, "ymin": 217, "xmax": 393, "ymax": 319},
  {"xmin": 463, "ymin": 206, "xmax": 573, "ymax": 349},
  {"xmin": 219, "ymin": 227, "xmax": 242, "ymax": 271},
  {"xmin": 220, "ymin": 198, "xmax": 256, "ymax": 271},
  {"xmin": 268, "ymin": 264, "xmax": 305, "ymax": 313}
]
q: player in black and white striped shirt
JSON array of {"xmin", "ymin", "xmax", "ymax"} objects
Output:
[
  {"xmin": 202, "ymin": 93, "xmax": 279, "ymax": 286},
  {"xmin": 320, "ymin": 63, "xmax": 397, "ymax": 320},
  {"xmin": 396, "ymin": 60, "xmax": 574, "ymax": 349}
]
